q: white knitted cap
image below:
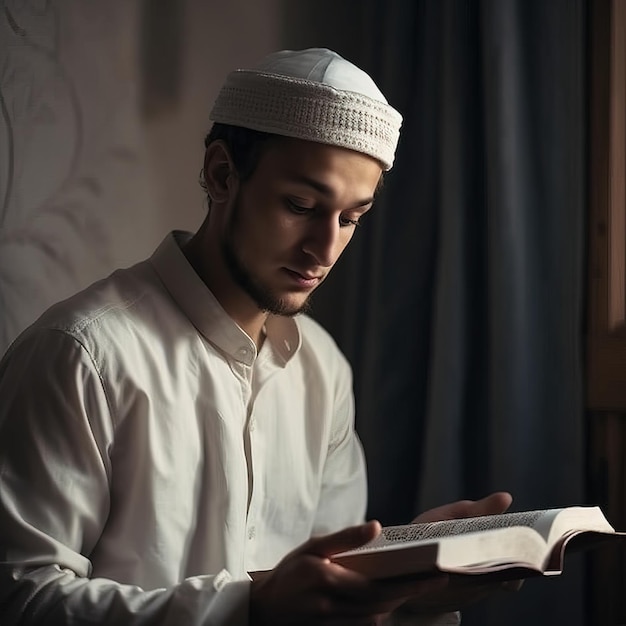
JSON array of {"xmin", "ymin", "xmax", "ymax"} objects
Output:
[{"xmin": 209, "ymin": 48, "xmax": 403, "ymax": 170}]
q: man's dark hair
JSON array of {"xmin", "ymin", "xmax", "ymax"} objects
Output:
[
  {"xmin": 199, "ymin": 122, "xmax": 385, "ymax": 198},
  {"xmin": 199, "ymin": 123, "xmax": 275, "ymax": 195}
]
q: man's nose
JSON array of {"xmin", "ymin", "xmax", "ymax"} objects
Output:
[{"xmin": 301, "ymin": 216, "xmax": 344, "ymax": 267}]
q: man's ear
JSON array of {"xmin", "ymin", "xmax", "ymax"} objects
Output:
[{"xmin": 203, "ymin": 141, "xmax": 237, "ymax": 203}]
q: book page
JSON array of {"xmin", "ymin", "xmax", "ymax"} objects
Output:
[
  {"xmin": 359, "ymin": 509, "xmax": 564, "ymax": 551},
  {"xmin": 332, "ymin": 506, "xmax": 620, "ymax": 579},
  {"xmin": 334, "ymin": 525, "xmax": 550, "ymax": 578},
  {"xmin": 545, "ymin": 506, "xmax": 615, "ymax": 548}
]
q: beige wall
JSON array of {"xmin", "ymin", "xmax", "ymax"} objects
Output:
[
  {"xmin": 145, "ymin": 0, "xmax": 281, "ymax": 237},
  {"xmin": 0, "ymin": 0, "xmax": 281, "ymax": 352}
]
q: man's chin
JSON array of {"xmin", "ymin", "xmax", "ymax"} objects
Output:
[
  {"xmin": 265, "ymin": 299, "xmax": 311, "ymax": 317},
  {"xmin": 257, "ymin": 291, "xmax": 313, "ymax": 317}
]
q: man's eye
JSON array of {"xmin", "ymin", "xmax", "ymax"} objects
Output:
[
  {"xmin": 339, "ymin": 216, "xmax": 361, "ymax": 227},
  {"xmin": 286, "ymin": 200, "xmax": 312, "ymax": 215}
]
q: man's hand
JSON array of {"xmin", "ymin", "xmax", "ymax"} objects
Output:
[
  {"xmin": 411, "ymin": 491, "xmax": 513, "ymax": 524},
  {"xmin": 249, "ymin": 521, "xmax": 449, "ymax": 626},
  {"xmin": 397, "ymin": 491, "xmax": 523, "ymax": 617},
  {"xmin": 249, "ymin": 492, "xmax": 520, "ymax": 625}
]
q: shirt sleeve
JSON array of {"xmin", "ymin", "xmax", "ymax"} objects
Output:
[
  {"xmin": 0, "ymin": 329, "xmax": 249, "ymax": 626},
  {"xmin": 310, "ymin": 350, "xmax": 369, "ymax": 535},
  {"xmin": 307, "ymin": 344, "xmax": 461, "ymax": 626}
]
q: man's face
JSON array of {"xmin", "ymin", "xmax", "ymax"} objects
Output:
[{"xmin": 217, "ymin": 137, "xmax": 383, "ymax": 317}]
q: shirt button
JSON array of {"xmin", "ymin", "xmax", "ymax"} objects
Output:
[
  {"xmin": 248, "ymin": 526, "xmax": 256, "ymax": 540},
  {"xmin": 249, "ymin": 419, "xmax": 256, "ymax": 432},
  {"xmin": 237, "ymin": 347, "xmax": 250, "ymax": 357}
]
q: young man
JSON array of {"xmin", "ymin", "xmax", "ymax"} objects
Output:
[{"xmin": 0, "ymin": 48, "xmax": 512, "ymax": 625}]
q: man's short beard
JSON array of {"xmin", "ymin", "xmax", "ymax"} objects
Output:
[{"xmin": 221, "ymin": 203, "xmax": 312, "ymax": 317}]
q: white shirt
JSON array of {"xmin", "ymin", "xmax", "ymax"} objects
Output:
[{"xmin": 0, "ymin": 232, "xmax": 458, "ymax": 625}]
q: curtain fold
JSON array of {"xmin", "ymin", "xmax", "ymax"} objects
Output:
[{"xmin": 306, "ymin": 1, "xmax": 587, "ymax": 624}]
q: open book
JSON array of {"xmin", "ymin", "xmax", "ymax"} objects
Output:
[{"xmin": 332, "ymin": 506, "xmax": 625, "ymax": 581}]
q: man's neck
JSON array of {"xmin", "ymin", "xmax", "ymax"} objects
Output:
[{"xmin": 182, "ymin": 229, "xmax": 268, "ymax": 349}]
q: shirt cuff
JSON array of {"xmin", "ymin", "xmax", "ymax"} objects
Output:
[{"xmin": 185, "ymin": 570, "xmax": 251, "ymax": 625}]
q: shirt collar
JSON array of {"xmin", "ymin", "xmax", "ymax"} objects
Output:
[{"xmin": 149, "ymin": 231, "xmax": 301, "ymax": 367}]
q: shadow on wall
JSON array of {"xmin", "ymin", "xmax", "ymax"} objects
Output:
[
  {"xmin": 0, "ymin": 0, "xmax": 282, "ymax": 355},
  {"xmin": 0, "ymin": 1, "xmax": 158, "ymax": 353}
]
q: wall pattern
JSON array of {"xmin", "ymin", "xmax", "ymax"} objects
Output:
[
  {"xmin": 0, "ymin": 0, "xmax": 159, "ymax": 353},
  {"xmin": 0, "ymin": 0, "xmax": 282, "ymax": 355}
]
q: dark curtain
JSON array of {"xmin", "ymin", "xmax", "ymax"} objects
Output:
[{"xmin": 281, "ymin": 1, "xmax": 587, "ymax": 624}]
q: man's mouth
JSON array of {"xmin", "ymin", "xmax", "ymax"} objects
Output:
[{"xmin": 283, "ymin": 268, "xmax": 324, "ymax": 288}]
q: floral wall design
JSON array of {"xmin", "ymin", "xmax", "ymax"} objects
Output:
[{"xmin": 0, "ymin": 1, "xmax": 159, "ymax": 353}]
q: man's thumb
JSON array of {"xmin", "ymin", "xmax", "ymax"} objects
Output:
[{"xmin": 301, "ymin": 520, "xmax": 382, "ymax": 559}]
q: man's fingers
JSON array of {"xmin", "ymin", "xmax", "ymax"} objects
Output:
[
  {"xmin": 502, "ymin": 579, "xmax": 524, "ymax": 592},
  {"xmin": 463, "ymin": 491, "xmax": 513, "ymax": 517},
  {"xmin": 414, "ymin": 491, "xmax": 513, "ymax": 523},
  {"xmin": 329, "ymin": 573, "xmax": 450, "ymax": 618},
  {"xmin": 379, "ymin": 573, "xmax": 450, "ymax": 600},
  {"xmin": 300, "ymin": 520, "xmax": 382, "ymax": 559}
]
